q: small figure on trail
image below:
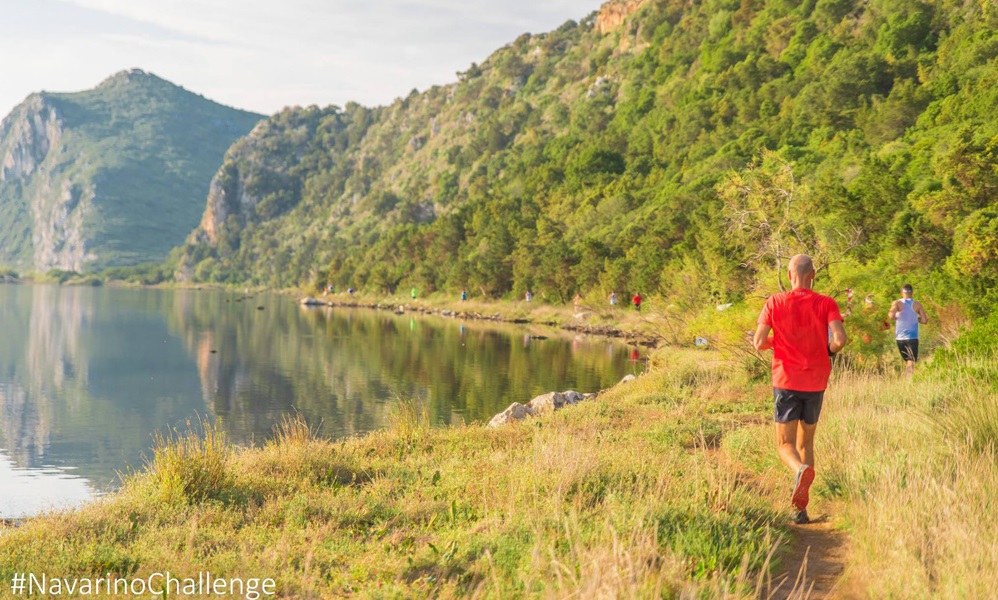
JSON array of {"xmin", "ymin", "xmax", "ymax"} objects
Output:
[
  {"xmin": 411, "ymin": 287, "xmax": 418, "ymax": 300},
  {"xmin": 753, "ymin": 254, "xmax": 846, "ymax": 525},
  {"xmin": 525, "ymin": 290, "xmax": 533, "ymax": 302},
  {"xmin": 573, "ymin": 293, "xmax": 582, "ymax": 312},
  {"xmin": 632, "ymin": 293, "xmax": 642, "ymax": 311},
  {"xmin": 461, "ymin": 289, "xmax": 468, "ymax": 301},
  {"xmin": 888, "ymin": 283, "xmax": 928, "ymax": 376},
  {"xmin": 609, "ymin": 291, "xmax": 617, "ymax": 306}
]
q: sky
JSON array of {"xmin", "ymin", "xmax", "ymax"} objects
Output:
[{"xmin": 0, "ymin": 0, "xmax": 604, "ymax": 118}]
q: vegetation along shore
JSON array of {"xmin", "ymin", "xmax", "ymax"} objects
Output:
[
  {"xmin": 1, "ymin": 310, "xmax": 994, "ymax": 597},
  {"xmin": 299, "ymin": 291, "xmax": 666, "ymax": 347},
  {"xmin": 1, "ymin": 0, "xmax": 995, "ymax": 596}
]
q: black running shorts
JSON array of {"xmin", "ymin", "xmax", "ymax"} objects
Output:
[
  {"xmin": 897, "ymin": 339, "xmax": 919, "ymax": 362},
  {"xmin": 773, "ymin": 388, "xmax": 825, "ymax": 425}
]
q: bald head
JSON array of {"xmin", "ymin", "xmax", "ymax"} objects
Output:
[{"xmin": 788, "ymin": 254, "xmax": 815, "ymax": 289}]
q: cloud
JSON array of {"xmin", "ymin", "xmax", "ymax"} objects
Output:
[
  {"xmin": 1, "ymin": 0, "xmax": 604, "ymax": 117},
  {"xmin": 57, "ymin": 0, "xmax": 600, "ymax": 44}
]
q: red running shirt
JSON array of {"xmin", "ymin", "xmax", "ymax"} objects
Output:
[{"xmin": 758, "ymin": 289, "xmax": 843, "ymax": 392}]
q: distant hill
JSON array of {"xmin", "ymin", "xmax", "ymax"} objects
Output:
[
  {"xmin": 0, "ymin": 69, "xmax": 263, "ymax": 272},
  {"xmin": 177, "ymin": 0, "xmax": 996, "ymax": 313}
]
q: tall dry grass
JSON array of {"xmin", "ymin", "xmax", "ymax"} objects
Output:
[
  {"xmin": 827, "ymin": 357, "xmax": 998, "ymax": 599},
  {"xmin": 1, "ymin": 347, "xmax": 991, "ymax": 598},
  {"xmin": 725, "ymin": 353, "xmax": 998, "ymax": 599},
  {"xmin": 147, "ymin": 417, "xmax": 232, "ymax": 503}
]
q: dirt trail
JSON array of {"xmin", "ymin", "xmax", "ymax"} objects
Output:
[
  {"xmin": 770, "ymin": 514, "xmax": 849, "ymax": 599},
  {"xmin": 705, "ymin": 438, "xmax": 850, "ymax": 599}
]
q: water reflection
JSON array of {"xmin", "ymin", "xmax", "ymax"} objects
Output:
[
  {"xmin": 0, "ymin": 285, "xmax": 638, "ymax": 517},
  {"xmin": 0, "ymin": 450, "xmax": 94, "ymax": 519}
]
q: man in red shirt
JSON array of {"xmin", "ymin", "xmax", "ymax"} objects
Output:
[{"xmin": 753, "ymin": 254, "xmax": 847, "ymax": 524}]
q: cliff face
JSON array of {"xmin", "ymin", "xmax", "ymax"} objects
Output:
[
  {"xmin": 179, "ymin": 105, "xmax": 362, "ymax": 281},
  {"xmin": 0, "ymin": 95, "xmax": 84, "ymax": 270},
  {"xmin": 595, "ymin": 0, "xmax": 649, "ymax": 34},
  {"xmin": 31, "ymin": 181, "xmax": 95, "ymax": 272},
  {"xmin": 0, "ymin": 95, "xmax": 62, "ymax": 183},
  {"xmin": 194, "ymin": 130, "xmax": 265, "ymax": 247},
  {"xmin": 0, "ymin": 69, "xmax": 263, "ymax": 273}
]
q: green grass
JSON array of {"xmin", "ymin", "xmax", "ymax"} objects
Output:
[
  {"xmin": 147, "ymin": 419, "xmax": 233, "ymax": 504},
  {"xmin": 723, "ymin": 353, "xmax": 998, "ymax": 598},
  {"xmin": 300, "ymin": 289, "xmax": 673, "ymax": 345},
  {"xmin": 0, "ymin": 350, "xmax": 788, "ymax": 597},
  {"xmin": 0, "ymin": 345, "xmax": 993, "ymax": 598}
]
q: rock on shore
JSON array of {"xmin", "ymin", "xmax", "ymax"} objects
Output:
[{"xmin": 487, "ymin": 389, "xmax": 604, "ymax": 427}]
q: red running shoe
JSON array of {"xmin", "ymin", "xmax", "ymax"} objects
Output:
[{"xmin": 792, "ymin": 465, "xmax": 815, "ymax": 510}]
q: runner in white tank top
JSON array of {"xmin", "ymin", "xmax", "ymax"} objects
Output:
[{"xmin": 888, "ymin": 283, "xmax": 929, "ymax": 376}]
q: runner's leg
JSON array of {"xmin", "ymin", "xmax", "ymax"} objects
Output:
[
  {"xmin": 776, "ymin": 422, "xmax": 803, "ymax": 473},
  {"xmin": 796, "ymin": 420, "xmax": 817, "ymax": 468}
]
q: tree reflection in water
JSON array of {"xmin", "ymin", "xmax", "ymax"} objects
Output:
[{"xmin": 0, "ymin": 285, "xmax": 637, "ymax": 516}]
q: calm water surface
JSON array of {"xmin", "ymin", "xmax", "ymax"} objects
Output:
[{"xmin": 0, "ymin": 284, "xmax": 640, "ymax": 517}]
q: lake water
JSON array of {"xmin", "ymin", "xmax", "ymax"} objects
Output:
[{"xmin": 0, "ymin": 284, "xmax": 640, "ymax": 518}]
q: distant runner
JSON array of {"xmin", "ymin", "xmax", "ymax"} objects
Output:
[
  {"xmin": 753, "ymin": 255, "xmax": 846, "ymax": 524},
  {"xmin": 632, "ymin": 293, "xmax": 642, "ymax": 311},
  {"xmin": 888, "ymin": 283, "xmax": 928, "ymax": 376}
]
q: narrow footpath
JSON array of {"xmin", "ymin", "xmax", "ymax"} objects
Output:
[
  {"xmin": 773, "ymin": 518, "xmax": 849, "ymax": 599},
  {"xmin": 707, "ymin": 434, "xmax": 850, "ymax": 600}
]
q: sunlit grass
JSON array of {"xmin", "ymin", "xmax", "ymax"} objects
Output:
[
  {"xmin": 0, "ymin": 350, "xmax": 788, "ymax": 597},
  {"xmin": 725, "ymin": 353, "xmax": 998, "ymax": 598},
  {"xmin": 0, "ymin": 348, "xmax": 993, "ymax": 597},
  {"xmin": 147, "ymin": 417, "xmax": 232, "ymax": 503},
  {"xmin": 313, "ymin": 289, "xmax": 670, "ymax": 343}
]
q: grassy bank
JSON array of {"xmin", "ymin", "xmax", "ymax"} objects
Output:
[
  {"xmin": 298, "ymin": 290, "xmax": 674, "ymax": 346},
  {"xmin": 1, "ymin": 344, "xmax": 994, "ymax": 598},
  {"xmin": 28, "ymin": 275, "xmax": 673, "ymax": 346},
  {"xmin": 724, "ymin": 348, "xmax": 997, "ymax": 598}
]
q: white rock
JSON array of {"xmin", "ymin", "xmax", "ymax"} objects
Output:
[
  {"xmin": 620, "ymin": 374, "xmax": 637, "ymax": 384},
  {"xmin": 528, "ymin": 392, "xmax": 564, "ymax": 413},
  {"xmin": 488, "ymin": 403, "xmax": 533, "ymax": 427}
]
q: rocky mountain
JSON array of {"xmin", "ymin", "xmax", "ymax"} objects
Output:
[
  {"xmin": 0, "ymin": 69, "xmax": 263, "ymax": 273},
  {"xmin": 177, "ymin": 0, "xmax": 995, "ymax": 313}
]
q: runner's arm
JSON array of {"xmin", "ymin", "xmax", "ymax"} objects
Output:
[
  {"xmin": 915, "ymin": 302, "xmax": 929, "ymax": 324},
  {"xmin": 828, "ymin": 320, "xmax": 847, "ymax": 354},
  {"xmin": 887, "ymin": 300, "xmax": 901, "ymax": 320},
  {"xmin": 753, "ymin": 323, "xmax": 773, "ymax": 351}
]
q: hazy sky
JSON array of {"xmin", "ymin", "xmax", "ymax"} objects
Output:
[{"xmin": 0, "ymin": 0, "xmax": 604, "ymax": 118}]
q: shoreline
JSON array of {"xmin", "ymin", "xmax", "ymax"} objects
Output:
[
  {"xmin": 5, "ymin": 278, "xmax": 669, "ymax": 348},
  {"xmin": 0, "ymin": 342, "xmax": 992, "ymax": 596},
  {"xmin": 298, "ymin": 295, "xmax": 664, "ymax": 348}
]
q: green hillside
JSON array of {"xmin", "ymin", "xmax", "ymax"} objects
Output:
[
  {"xmin": 0, "ymin": 69, "xmax": 262, "ymax": 272},
  {"xmin": 176, "ymin": 0, "xmax": 996, "ymax": 317}
]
